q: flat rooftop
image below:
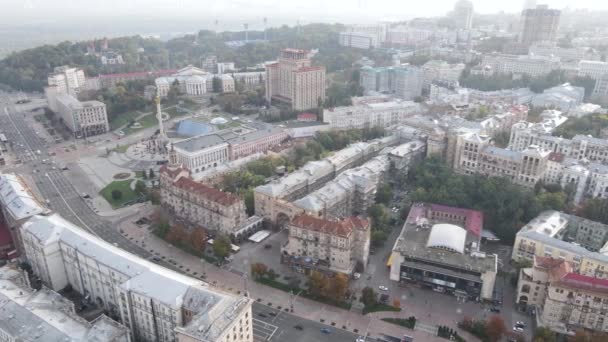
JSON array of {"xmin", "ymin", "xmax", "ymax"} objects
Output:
[{"xmin": 393, "ymin": 203, "xmax": 496, "ymax": 275}]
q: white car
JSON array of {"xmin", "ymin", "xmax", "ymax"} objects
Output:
[
  {"xmin": 378, "ymin": 285, "xmax": 389, "ymax": 291},
  {"xmin": 512, "ymin": 326, "xmax": 524, "ymax": 333},
  {"xmin": 515, "ymin": 321, "xmax": 526, "ymax": 327},
  {"xmin": 356, "ymin": 338, "xmax": 365, "ymax": 342}
]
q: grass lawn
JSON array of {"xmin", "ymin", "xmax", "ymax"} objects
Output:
[
  {"xmin": 99, "ymin": 180, "xmax": 142, "ymax": 208},
  {"xmin": 109, "ymin": 111, "xmax": 144, "ymax": 130},
  {"xmin": 123, "ymin": 113, "xmax": 158, "ymax": 135}
]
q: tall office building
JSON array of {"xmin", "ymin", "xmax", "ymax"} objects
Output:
[
  {"xmin": 265, "ymin": 49, "xmax": 326, "ymax": 111},
  {"xmin": 452, "ymin": 0, "xmax": 474, "ymax": 30},
  {"xmin": 519, "ymin": 5, "xmax": 561, "ymax": 46}
]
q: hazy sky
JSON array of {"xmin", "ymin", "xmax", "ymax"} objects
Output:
[{"xmin": 3, "ymin": 0, "xmax": 608, "ymax": 22}]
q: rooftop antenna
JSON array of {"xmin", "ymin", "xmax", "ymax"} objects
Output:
[{"xmin": 244, "ymin": 23, "xmax": 249, "ymax": 42}]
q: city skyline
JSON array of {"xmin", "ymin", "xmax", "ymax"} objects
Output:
[{"xmin": 2, "ymin": 0, "xmax": 608, "ymax": 25}]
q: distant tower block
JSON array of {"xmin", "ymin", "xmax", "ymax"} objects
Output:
[
  {"xmin": 244, "ymin": 23, "xmax": 249, "ymax": 42},
  {"xmin": 263, "ymin": 17, "xmax": 268, "ymax": 41}
]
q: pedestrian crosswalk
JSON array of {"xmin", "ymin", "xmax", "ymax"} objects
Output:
[{"xmin": 253, "ymin": 318, "xmax": 278, "ymax": 341}]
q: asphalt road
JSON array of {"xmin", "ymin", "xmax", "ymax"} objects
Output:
[
  {"xmin": 252, "ymin": 303, "xmax": 369, "ymax": 342},
  {"xmin": 0, "ymin": 93, "xmax": 152, "ymax": 258}
]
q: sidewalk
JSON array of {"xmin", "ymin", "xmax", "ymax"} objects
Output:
[{"xmin": 117, "ymin": 209, "xmax": 480, "ymax": 342}]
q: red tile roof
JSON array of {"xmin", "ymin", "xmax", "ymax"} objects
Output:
[
  {"xmin": 291, "ymin": 215, "xmax": 369, "ymax": 238},
  {"xmin": 557, "ymin": 273, "xmax": 608, "ymax": 294},
  {"xmin": 173, "ymin": 177, "xmax": 241, "ymax": 206},
  {"xmin": 160, "ymin": 165, "xmax": 189, "ymax": 179},
  {"xmin": 429, "ymin": 203, "xmax": 483, "ymax": 237}
]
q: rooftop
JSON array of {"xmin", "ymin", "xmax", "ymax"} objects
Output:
[
  {"xmin": 21, "ymin": 213, "xmax": 250, "ymax": 339},
  {"xmin": 556, "ymin": 272, "xmax": 608, "ymax": 294},
  {"xmin": 173, "ymin": 124, "xmax": 284, "ymax": 153},
  {"xmin": 290, "ymin": 215, "xmax": 369, "ymax": 238},
  {"xmin": 392, "ymin": 203, "xmax": 495, "ymax": 274},
  {"xmin": 172, "ymin": 176, "xmax": 241, "ymax": 206},
  {"xmin": 0, "ymin": 173, "xmax": 48, "ymax": 221},
  {"xmin": 0, "ymin": 264, "xmax": 129, "ymax": 342}
]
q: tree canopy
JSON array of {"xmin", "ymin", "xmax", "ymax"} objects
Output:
[{"xmin": 408, "ymin": 157, "xmax": 573, "ymax": 242}]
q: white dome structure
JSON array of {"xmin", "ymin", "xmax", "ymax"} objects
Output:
[
  {"xmin": 426, "ymin": 224, "xmax": 467, "ymax": 254},
  {"xmin": 210, "ymin": 117, "xmax": 228, "ymax": 125}
]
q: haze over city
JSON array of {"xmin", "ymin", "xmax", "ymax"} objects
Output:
[{"xmin": 4, "ymin": 1, "xmax": 608, "ymax": 342}]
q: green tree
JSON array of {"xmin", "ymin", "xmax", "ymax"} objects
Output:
[
  {"xmin": 533, "ymin": 327, "xmax": 555, "ymax": 342},
  {"xmin": 213, "ymin": 234, "xmax": 231, "ymax": 259},
  {"xmin": 360, "ymin": 286, "xmax": 378, "ymax": 307},
  {"xmin": 134, "ymin": 180, "xmax": 146, "ymax": 195},
  {"xmin": 375, "ymin": 184, "xmax": 393, "ymax": 205},
  {"xmin": 244, "ymin": 189, "xmax": 255, "ymax": 216},
  {"xmin": 212, "ymin": 76, "xmax": 222, "ymax": 92},
  {"xmin": 149, "ymin": 168, "xmax": 155, "ymax": 178},
  {"xmin": 308, "ymin": 270, "xmax": 328, "ymax": 296}
]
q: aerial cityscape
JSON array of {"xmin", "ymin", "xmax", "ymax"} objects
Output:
[{"xmin": 5, "ymin": 1, "xmax": 608, "ymax": 341}]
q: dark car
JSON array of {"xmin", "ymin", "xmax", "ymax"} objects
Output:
[
  {"xmin": 268, "ymin": 312, "xmax": 277, "ymax": 317},
  {"xmin": 490, "ymin": 307, "xmax": 500, "ymax": 313},
  {"xmin": 257, "ymin": 313, "xmax": 267, "ymax": 318},
  {"xmin": 320, "ymin": 328, "xmax": 331, "ymax": 334},
  {"xmin": 294, "ymin": 325, "xmax": 303, "ymax": 331}
]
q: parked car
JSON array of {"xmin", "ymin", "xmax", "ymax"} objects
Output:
[
  {"xmin": 320, "ymin": 328, "xmax": 331, "ymax": 334},
  {"xmin": 490, "ymin": 307, "xmax": 500, "ymax": 313},
  {"xmin": 378, "ymin": 285, "xmax": 389, "ymax": 291},
  {"xmin": 257, "ymin": 313, "xmax": 267, "ymax": 318},
  {"xmin": 293, "ymin": 325, "xmax": 303, "ymax": 331},
  {"xmin": 512, "ymin": 326, "xmax": 524, "ymax": 333}
]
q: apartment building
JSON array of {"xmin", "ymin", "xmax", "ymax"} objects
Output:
[
  {"xmin": 231, "ymin": 72, "xmax": 265, "ymax": 90},
  {"xmin": 452, "ymin": 130, "xmax": 551, "ymax": 188},
  {"xmin": 529, "ymin": 43, "xmax": 600, "ymax": 62},
  {"xmin": 20, "ymin": 213, "xmax": 253, "ymax": 342},
  {"xmin": 338, "ymin": 24, "xmax": 386, "ymax": 49},
  {"xmin": 48, "ymin": 65, "xmax": 86, "ymax": 95},
  {"xmin": 542, "ymin": 272, "xmax": 608, "ymax": 334},
  {"xmin": 293, "ymin": 155, "xmax": 389, "ymax": 219},
  {"xmin": 579, "ymin": 60, "xmax": 608, "ymax": 80},
  {"xmin": 519, "ymin": 5, "xmax": 561, "ymax": 46},
  {"xmin": 254, "ymin": 136, "xmax": 398, "ymax": 223},
  {"xmin": 0, "ymin": 173, "xmax": 49, "ymax": 254},
  {"xmin": 282, "ymin": 214, "xmax": 370, "ymax": 275},
  {"xmin": 511, "ymin": 211, "xmax": 608, "ymax": 279},
  {"xmin": 265, "ymin": 49, "xmax": 326, "ymax": 111},
  {"xmin": 0, "ymin": 264, "xmax": 130, "ymax": 342},
  {"xmin": 516, "ymin": 256, "xmax": 573, "ymax": 309},
  {"xmin": 359, "ymin": 65, "xmax": 423, "ymax": 100},
  {"xmin": 160, "ymin": 166, "xmax": 262, "ymax": 238},
  {"xmin": 322, "ymin": 99, "xmax": 424, "ymax": 130},
  {"xmin": 452, "ymin": 0, "xmax": 474, "ymax": 30},
  {"xmin": 481, "ymin": 54, "xmax": 561, "ymax": 77},
  {"xmin": 421, "ymin": 60, "xmax": 465, "ymax": 89}
]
